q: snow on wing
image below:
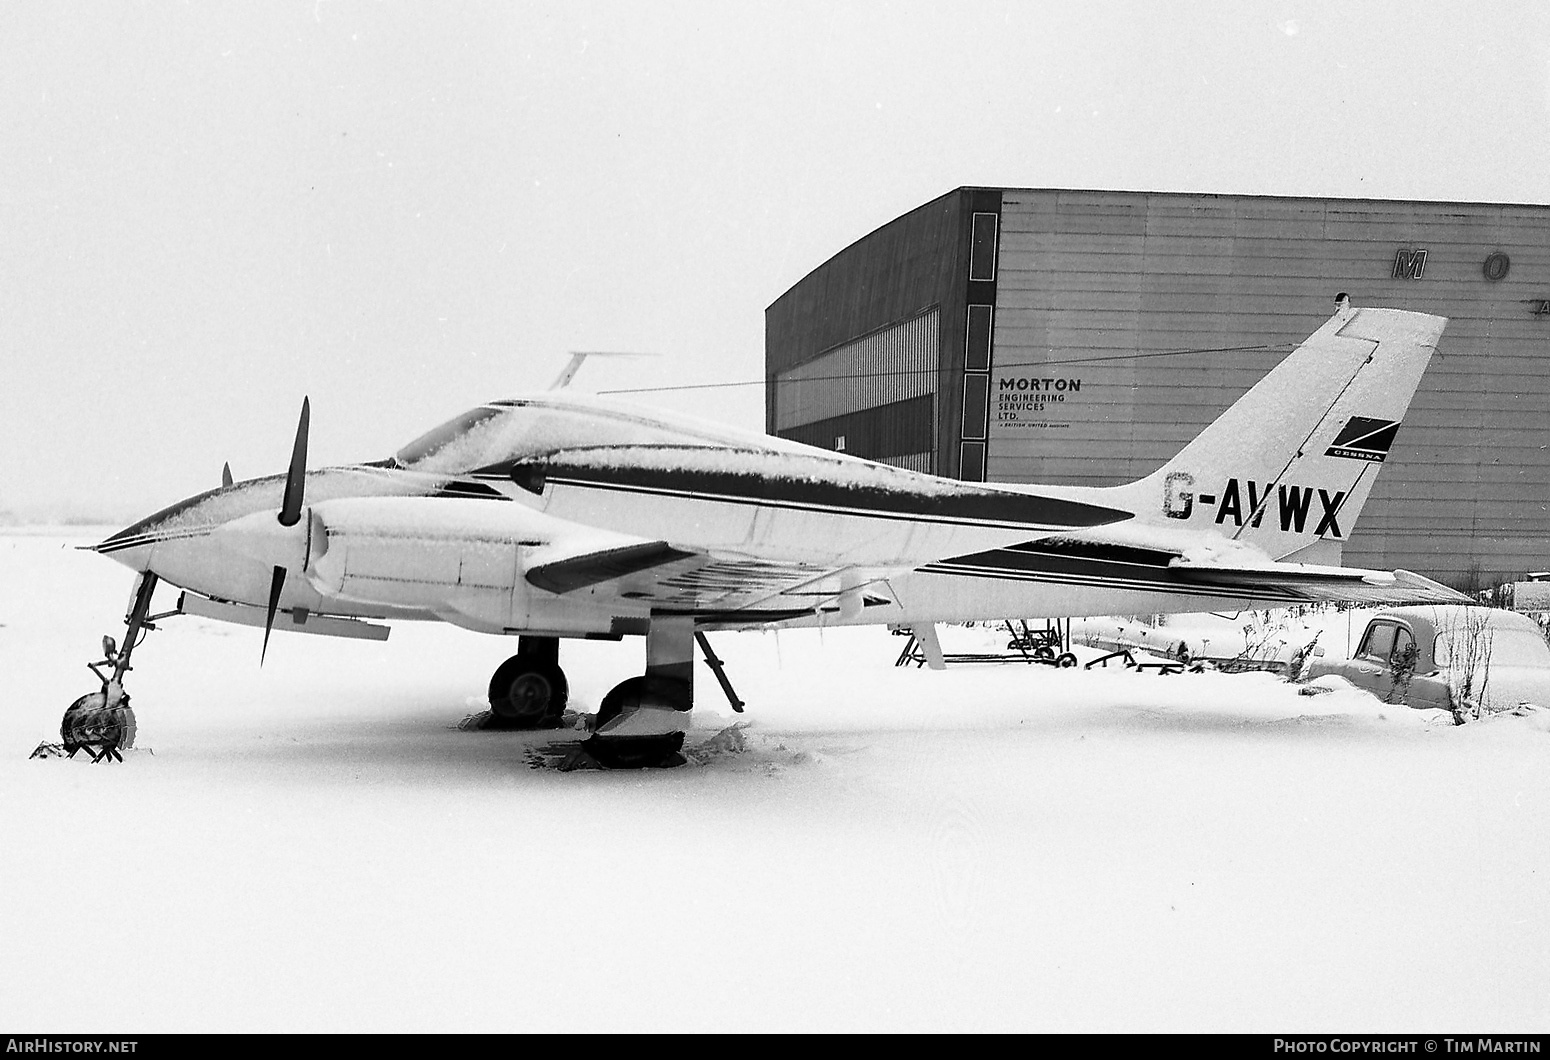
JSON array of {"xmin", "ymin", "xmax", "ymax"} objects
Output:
[{"xmin": 503, "ymin": 445, "xmax": 1133, "ymax": 531}]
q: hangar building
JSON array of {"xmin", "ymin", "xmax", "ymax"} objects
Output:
[{"xmin": 765, "ymin": 188, "xmax": 1550, "ymax": 586}]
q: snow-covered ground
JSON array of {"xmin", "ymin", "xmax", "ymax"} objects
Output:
[{"xmin": 3, "ymin": 528, "xmax": 1548, "ymax": 1031}]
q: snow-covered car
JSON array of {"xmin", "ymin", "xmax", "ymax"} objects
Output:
[{"xmin": 1304, "ymin": 606, "xmax": 1550, "ymax": 719}]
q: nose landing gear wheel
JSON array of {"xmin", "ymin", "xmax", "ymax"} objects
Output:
[
  {"xmin": 61, "ymin": 692, "xmax": 136, "ymax": 762},
  {"xmin": 58, "ymin": 571, "xmax": 165, "ymax": 763},
  {"xmin": 487, "ymin": 654, "xmax": 569, "ymax": 729}
]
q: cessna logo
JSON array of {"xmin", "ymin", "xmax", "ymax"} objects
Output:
[
  {"xmin": 1325, "ymin": 417, "xmax": 1400, "ymax": 463},
  {"xmin": 1162, "ymin": 472, "xmax": 1346, "ymax": 537}
]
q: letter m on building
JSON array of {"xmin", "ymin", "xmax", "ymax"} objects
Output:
[{"xmin": 1393, "ymin": 248, "xmax": 1428, "ymax": 279}]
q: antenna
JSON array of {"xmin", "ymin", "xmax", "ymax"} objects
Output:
[{"xmin": 549, "ymin": 350, "xmax": 658, "ymax": 390}]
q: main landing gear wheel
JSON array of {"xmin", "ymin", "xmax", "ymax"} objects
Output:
[
  {"xmin": 487, "ymin": 654, "xmax": 569, "ymax": 729},
  {"xmin": 584, "ymin": 675, "xmax": 692, "ymax": 769},
  {"xmin": 1055, "ymin": 652, "xmax": 1078, "ymax": 668}
]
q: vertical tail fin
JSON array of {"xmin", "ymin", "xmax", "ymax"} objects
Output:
[{"xmin": 1103, "ymin": 306, "xmax": 1446, "ymax": 561}]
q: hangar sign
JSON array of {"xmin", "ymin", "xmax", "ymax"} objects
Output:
[{"xmin": 994, "ymin": 374, "xmax": 1083, "ymax": 428}]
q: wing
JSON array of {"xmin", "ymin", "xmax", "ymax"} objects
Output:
[
  {"xmin": 297, "ymin": 440, "xmax": 1136, "ymax": 631},
  {"xmin": 292, "ymin": 495, "xmax": 935, "ymax": 630},
  {"xmin": 524, "ymin": 540, "xmax": 897, "ymax": 624},
  {"xmin": 490, "ymin": 442, "xmax": 1133, "ymax": 624}
]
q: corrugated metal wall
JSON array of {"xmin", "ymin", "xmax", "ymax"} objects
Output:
[
  {"xmin": 777, "ymin": 394, "xmax": 936, "ymax": 469},
  {"xmin": 985, "ymin": 190, "xmax": 1550, "ymax": 582},
  {"xmin": 773, "ymin": 308, "xmax": 940, "ymax": 432}
]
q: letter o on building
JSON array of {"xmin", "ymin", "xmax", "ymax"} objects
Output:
[{"xmin": 1483, "ymin": 251, "xmax": 1511, "ymax": 282}]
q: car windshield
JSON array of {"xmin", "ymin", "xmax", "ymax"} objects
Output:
[{"xmin": 1434, "ymin": 627, "xmax": 1550, "ymax": 668}]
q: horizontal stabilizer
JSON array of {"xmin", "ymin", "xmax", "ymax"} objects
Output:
[
  {"xmin": 1169, "ymin": 561, "xmax": 1467, "ymax": 606},
  {"xmin": 1170, "ymin": 557, "xmax": 1392, "ymax": 586}
]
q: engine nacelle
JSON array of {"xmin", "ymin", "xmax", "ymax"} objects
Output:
[{"xmin": 303, "ymin": 496, "xmax": 645, "ymax": 634}]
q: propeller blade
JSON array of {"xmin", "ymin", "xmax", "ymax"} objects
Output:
[
  {"xmin": 279, "ymin": 397, "xmax": 310, "ymax": 528},
  {"xmin": 221, "ymin": 462, "xmax": 233, "ymax": 488},
  {"xmin": 261, "ymin": 565, "xmax": 286, "ymax": 665}
]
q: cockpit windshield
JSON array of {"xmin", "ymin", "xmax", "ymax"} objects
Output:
[{"xmin": 393, "ymin": 407, "xmax": 506, "ymax": 468}]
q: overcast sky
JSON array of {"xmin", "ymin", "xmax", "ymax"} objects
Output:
[{"xmin": 3, "ymin": 1, "xmax": 1547, "ymax": 520}]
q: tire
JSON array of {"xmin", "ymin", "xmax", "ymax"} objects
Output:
[
  {"xmin": 487, "ymin": 654, "xmax": 569, "ymax": 728},
  {"xmin": 61, "ymin": 692, "xmax": 135, "ymax": 754},
  {"xmin": 1054, "ymin": 652, "xmax": 1078, "ymax": 668},
  {"xmin": 1032, "ymin": 645, "xmax": 1056, "ymax": 661}
]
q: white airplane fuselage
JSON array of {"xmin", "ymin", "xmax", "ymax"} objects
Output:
[
  {"xmin": 101, "ymin": 446, "xmax": 1256, "ymax": 637},
  {"xmin": 96, "ymin": 307, "xmax": 1462, "ymax": 648}
]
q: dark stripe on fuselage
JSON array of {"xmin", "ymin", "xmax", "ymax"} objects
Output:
[
  {"xmin": 96, "ymin": 468, "xmax": 507, "ymax": 555},
  {"xmin": 498, "ymin": 464, "xmax": 1130, "ymax": 531},
  {"xmin": 924, "ymin": 544, "xmax": 1304, "ymax": 603},
  {"xmin": 430, "ymin": 480, "xmax": 511, "ymax": 501},
  {"xmin": 94, "ymin": 483, "xmax": 249, "ymax": 553},
  {"xmin": 94, "ymin": 526, "xmax": 214, "ymax": 555}
]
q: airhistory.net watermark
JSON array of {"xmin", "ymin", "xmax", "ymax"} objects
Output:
[{"xmin": 5, "ymin": 1042, "xmax": 137, "ymax": 1054}]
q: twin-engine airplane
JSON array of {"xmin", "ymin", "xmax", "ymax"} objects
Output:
[{"xmin": 77, "ymin": 304, "xmax": 1464, "ymax": 767}]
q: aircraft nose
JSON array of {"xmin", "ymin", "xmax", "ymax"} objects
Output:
[
  {"xmin": 89, "ymin": 488, "xmax": 222, "ymax": 571},
  {"xmin": 91, "ymin": 514, "xmax": 164, "ymax": 572}
]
